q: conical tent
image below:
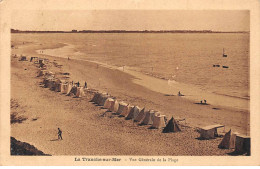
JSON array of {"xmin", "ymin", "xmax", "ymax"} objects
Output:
[
  {"xmin": 218, "ymin": 129, "xmax": 237, "ymax": 149},
  {"xmin": 162, "ymin": 117, "xmax": 181, "ymax": 133},
  {"xmin": 152, "ymin": 115, "xmax": 166, "ymax": 129},
  {"xmin": 126, "ymin": 106, "xmax": 141, "ymax": 120},
  {"xmin": 141, "ymin": 110, "xmax": 155, "ymax": 125},
  {"xmin": 120, "ymin": 104, "xmax": 132, "ymax": 117},
  {"xmin": 66, "ymin": 83, "xmax": 73, "ymax": 95},
  {"xmin": 67, "ymin": 85, "xmax": 77, "ymax": 96},
  {"xmin": 103, "ymin": 98, "xmax": 114, "ymax": 109},
  {"xmin": 134, "ymin": 107, "xmax": 146, "ymax": 122},
  {"xmin": 109, "ymin": 99, "xmax": 119, "ymax": 112},
  {"xmin": 116, "ymin": 102, "xmax": 128, "ymax": 115},
  {"xmin": 76, "ymin": 87, "xmax": 85, "ymax": 98}
]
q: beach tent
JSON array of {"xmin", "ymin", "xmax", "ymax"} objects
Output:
[
  {"xmin": 60, "ymin": 83, "xmax": 68, "ymax": 94},
  {"xmin": 91, "ymin": 92, "xmax": 100, "ymax": 103},
  {"xmin": 125, "ymin": 106, "xmax": 141, "ymax": 120},
  {"xmin": 67, "ymin": 86, "xmax": 77, "ymax": 96},
  {"xmin": 97, "ymin": 93, "xmax": 109, "ymax": 106},
  {"xmin": 162, "ymin": 117, "xmax": 181, "ymax": 133},
  {"xmin": 37, "ymin": 70, "xmax": 47, "ymax": 77},
  {"xmin": 103, "ymin": 98, "xmax": 114, "ymax": 109},
  {"xmin": 116, "ymin": 102, "xmax": 128, "ymax": 115},
  {"xmin": 48, "ymin": 80, "xmax": 56, "ymax": 91},
  {"xmin": 199, "ymin": 124, "xmax": 224, "ymax": 139},
  {"xmin": 55, "ymin": 83, "xmax": 61, "ymax": 92},
  {"xmin": 218, "ymin": 129, "xmax": 237, "ymax": 149},
  {"xmin": 152, "ymin": 115, "xmax": 166, "ymax": 129},
  {"xmin": 109, "ymin": 99, "xmax": 119, "ymax": 112},
  {"xmin": 76, "ymin": 87, "xmax": 85, "ymax": 98},
  {"xmin": 134, "ymin": 107, "xmax": 146, "ymax": 122},
  {"xmin": 19, "ymin": 56, "xmax": 27, "ymax": 61},
  {"xmin": 66, "ymin": 83, "xmax": 74, "ymax": 95},
  {"xmin": 235, "ymin": 134, "xmax": 250, "ymax": 155},
  {"xmin": 97, "ymin": 94, "xmax": 108, "ymax": 106},
  {"xmin": 120, "ymin": 104, "xmax": 133, "ymax": 117},
  {"xmin": 140, "ymin": 110, "xmax": 156, "ymax": 125}
]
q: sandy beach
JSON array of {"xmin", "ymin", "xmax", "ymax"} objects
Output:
[{"xmin": 10, "ymin": 39, "xmax": 249, "ymax": 156}]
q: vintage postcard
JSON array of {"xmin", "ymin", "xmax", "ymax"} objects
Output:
[{"xmin": 0, "ymin": 0, "xmax": 259, "ymax": 166}]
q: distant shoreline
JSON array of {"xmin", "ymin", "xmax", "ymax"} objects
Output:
[{"xmin": 11, "ymin": 29, "xmax": 249, "ymax": 34}]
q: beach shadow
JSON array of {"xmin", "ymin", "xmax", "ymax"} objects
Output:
[
  {"xmin": 194, "ymin": 103, "xmax": 209, "ymax": 105},
  {"xmin": 11, "ymin": 113, "xmax": 28, "ymax": 124},
  {"xmin": 50, "ymin": 139, "xmax": 59, "ymax": 141},
  {"xmin": 227, "ymin": 150, "xmax": 248, "ymax": 156},
  {"xmin": 138, "ymin": 123, "xmax": 148, "ymax": 126},
  {"xmin": 164, "ymin": 94, "xmax": 175, "ymax": 96},
  {"xmin": 212, "ymin": 107, "xmax": 220, "ymax": 110},
  {"xmin": 31, "ymin": 118, "xmax": 38, "ymax": 121},
  {"xmin": 148, "ymin": 126, "xmax": 158, "ymax": 130},
  {"xmin": 195, "ymin": 137, "xmax": 217, "ymax": 140}
]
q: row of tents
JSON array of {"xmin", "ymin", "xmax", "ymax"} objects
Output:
[
  {"xmin": 38, "ymin": 69, "xmax": 86, "ymax": 98},
  {"xmin": 91, "ymin": 92, "xmax": 181, "ymax": 132},
  {"xmin": 30, "ymin": 56, "xmax": 250, "ymax": 155}
]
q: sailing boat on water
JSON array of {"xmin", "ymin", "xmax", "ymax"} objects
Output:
[{"xmin": 222, "ymin": 48, "xmax": 229, "ymax": 68}]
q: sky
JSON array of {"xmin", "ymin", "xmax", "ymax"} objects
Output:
[{"xmin": 11, "ymin": 10, "xmax": 250, "ymax": 31}]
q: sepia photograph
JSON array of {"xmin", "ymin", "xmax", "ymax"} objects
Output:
[{"xmin": 1, "ymin": 0, "xmax": 260, "ymax": 166}]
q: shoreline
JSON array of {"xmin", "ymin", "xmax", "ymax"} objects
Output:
[
  {"xmin": 10, "ymin": 40, "xmax": 250, "ymax": 155},
  {"xmin": 36, "ymin": 43, "xmax": 249, "ymax": 112}
]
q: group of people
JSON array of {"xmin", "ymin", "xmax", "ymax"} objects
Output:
[
  {"xmin": 200, "ymin": 100, "xmax": 207, "ymax": 104},
  {"xmin": 178, "ymin": 91, "xmax": 207, "ymax": 105},
  {"xmin": 71, "ymin": 81, "xmax": 88, "ymax": 88}
]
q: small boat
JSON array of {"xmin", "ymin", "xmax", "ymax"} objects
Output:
[
  {"xmin": 222, "ymin": 66, "xmax": 229, "ymax": 68},
  {"xmin": 223, "ymin": 48, "xmax": 227, "ymax": 57}
]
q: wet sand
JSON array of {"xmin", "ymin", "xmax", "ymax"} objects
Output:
[{"xmin": 10, "ymin": 41, "xmax": 249, "ymax": 155}]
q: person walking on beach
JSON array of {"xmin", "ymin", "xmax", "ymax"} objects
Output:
[
  {"xmin": 84, "ymin": 81, "xmax": 87, "ymax": 88},
  {"xmin": 58, "ymin": 128, "xmax": 63, "ymax": 140},
  {"xmin": 204, "ymin": 100, "xmax": 207, "ymax": 104}
]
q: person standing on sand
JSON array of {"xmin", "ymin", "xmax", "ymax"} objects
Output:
[
  {"xmin": 84, "ymin": 81, "xmax": 87, "ymax": 88},
  {"xmin": 204, "ymin": 100, "xmax": 207, "ymax": 104},
  {"xmin": 58, "ymin": 128, "xmax": 63, "ymax": 140}
]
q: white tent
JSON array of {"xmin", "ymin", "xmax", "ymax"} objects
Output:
[
  {"xmin": 103, "ymin": 98, "xmax": 114, "ymax": 109},
  {"xmin": 134, "ymin": 107, "xmax": 146, "ymax": 122},
  {"xmin": 218, "ymin": 129, "xmax": 237, "ymax": 149},
  {"xmin": 109, "ymin": 99, "xmax": 119, "ymax": 112},
  {"xmin": 60, "ymin": 83, "xmax": 68, "ymax": 94},
  {"xmin": 141, "ymin": 110, "xmax": 155, "ymax": 125},
  {"xmin": 120, "ymin": 104, "xmax": 132, "ymax": 117},
  {"xmin": 76, "ymin": 87, "xmax": 85, "ymax": 97},
  {"xmin": 152, "ymin": 115, "xmax": 166, "ymax": 129},
  {"xmin": 199, "ymin": 124, "xmax": 224, "ymax": 139},
  {"xmin": 116, "ymin": 102, "xmax": 128, "ymax": 115}
]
